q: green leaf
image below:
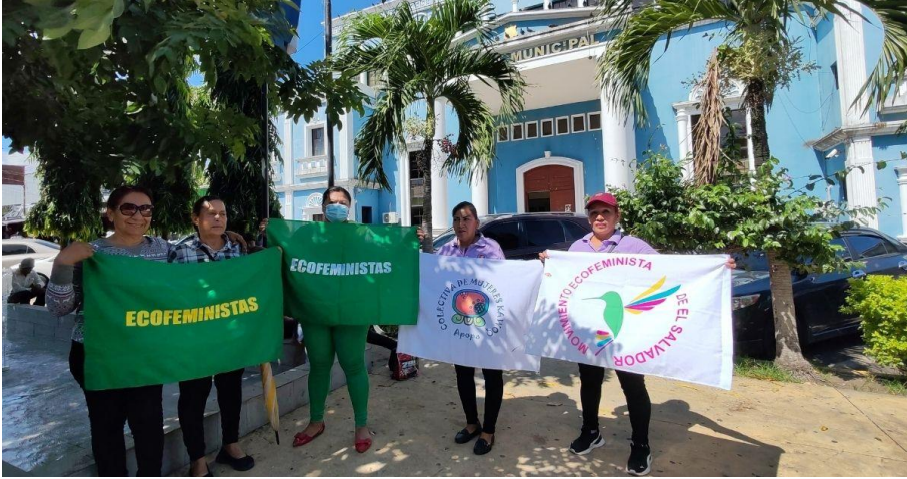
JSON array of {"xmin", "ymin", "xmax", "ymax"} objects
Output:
[
  {"xmin": 44, "ymin": 24, "xmax": 74, "ymax": 40},
  {"xmin": 112, "ymin": 0, "xmax": 125, "ymax": 18},
  {"xmin": 77, "ymin": 24, "xmax": 110, "ymax": 49},
  {"xmin": 876, "ymin": 160, "xmax": 887, "ymax": 170}
]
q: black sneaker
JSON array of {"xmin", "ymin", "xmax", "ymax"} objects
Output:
[
  {"xmin": 568, "ymin": 428, "xmax": 605, "ymax": 455},
  {"xmin": 626, "ymin": 441, "xmax": 652, "ymax": 476}
]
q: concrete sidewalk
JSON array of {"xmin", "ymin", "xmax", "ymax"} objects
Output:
[{"xmin": 197, "ymin": 358, "xmax": 907, "ymax": 477}]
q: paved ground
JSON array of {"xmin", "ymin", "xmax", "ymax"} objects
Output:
[
  {"xmin": 193, "ymin": 358, "xmax": 907, "ymax": 477},
  {"xmin": 0, "ymin": 335, "xmax": 301, "ymax": 474}
]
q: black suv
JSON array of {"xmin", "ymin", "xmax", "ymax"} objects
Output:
[
  {"xmin": 732, "ymin": 227, "xmax": 907, "ymax": 358},
  {"xmin": 432, "ymin": 212, "xmax": 592, "ymax": 260}
]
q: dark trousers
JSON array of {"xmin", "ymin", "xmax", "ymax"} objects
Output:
[
  {"xmin": 578, "ymin": 363, "xmax": 651, "ymax": 445},
  {"xmin": 8, "ymin": 289, "xmax": 45, "ymax": 306},
  {"xmin": 366, "ymin": 326, "xmax": 398, "ymax": 370},
  {"xmin": 69, "ymin": 341, "xmax": 163, "ymax": 477},
  {"xmin": 178, "ymin": 369, "xmax": 245, "ymax": 461},
  {"xmin": 455, "ymin": 365, "xmax": 504, "ymax": 434}
]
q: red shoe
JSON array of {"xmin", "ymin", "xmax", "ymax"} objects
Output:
[
  {"xmin": 355, "ymin": 436, "xmax": 372, "ymax": 453},
  {"xmin": 293, "ymin": 423, "xmax": 325, "ymax": 447}
]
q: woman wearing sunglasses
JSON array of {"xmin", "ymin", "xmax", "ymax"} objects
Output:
[{"xmin": 46, "ymin": 186, "xmax": 247, "ymax": 477}]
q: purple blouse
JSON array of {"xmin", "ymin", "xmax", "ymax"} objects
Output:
[
  {"xmin": 436, "ymin": 234, "xmax": 505, "ymax": 260},
  {"xmin": 567, "ymin": 231, "xmax": 657, "ymax": 254}
]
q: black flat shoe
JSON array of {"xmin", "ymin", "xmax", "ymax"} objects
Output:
[
  {"xmin": 474, "ymin": 436, "xmax": 494, "ymax": 455},
  {"xmin": 454, "ymin": 425, "xmax": 482, "ymax": 444},
  {"xmin": 215, "ymin": 448, "xmax": 255, "ymax": 472}
]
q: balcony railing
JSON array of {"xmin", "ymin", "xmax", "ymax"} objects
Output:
[{"xmin": 295, "ymin": 156, "xmax": 329, "ymax": 177}]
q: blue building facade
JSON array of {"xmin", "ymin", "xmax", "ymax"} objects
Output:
[{"xmin": 276, "ymin": 0, "xmax": 907, "ymax": 241}]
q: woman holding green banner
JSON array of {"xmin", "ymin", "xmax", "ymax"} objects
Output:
[
  {"xmin": 169, "ymin": 195, "xmax": 255, "ymax": 477},
  {"xmin": 417, "ymin": 200, "xmax": 506, "ymax": 456},
  {"xmin": 46, "ymin": 186, "xmax": 250, "ymax": 477},
  {"xmin": 46, "ymin": 186, "xmax": 170, "ymax": 477},
  {"xmin": 292, "ymin": 186, "xmax": 374, "ymax": 453}
]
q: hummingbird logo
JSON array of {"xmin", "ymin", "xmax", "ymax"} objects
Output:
[{"xmin": 586, "ymin": 276, "xmax": 681, "ymax": 355}]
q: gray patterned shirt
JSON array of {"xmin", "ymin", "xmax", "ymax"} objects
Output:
[{"xmin": 46, "ymin": 236, "xmax": 171, "ymax": 342}]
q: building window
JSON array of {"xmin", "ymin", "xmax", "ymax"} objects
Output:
[
  {"xmin": 511, "ymin": 123, "xmax": 524, "ymax": 141},
  {"xmin": 525, "ymin": 121, "xmax": 539, "ymax": 139},
  {"xmin": 588, "ymin": 112, "xmax": 601, "ymax": 130},
  {"xmin": 498, "ymin": 126, "xmax": 509, "ymax": 142},
  {"xmin": 556, "ymin": 116, "xmax": 569, "ymax": 135},
  {"xmin": 830, "ymin": 62, "xmax": 839, "ymax": 90},
  {"xmin": 366, "ymin": 71, "xmax": 384, "ymax": 88},
  {"xmin": 691, "ymin": 108, "xmax": 753, "ymax": 170},
  {"xmin": 310, "ymin": 126, "xmax": 325, "ymax": 156},
  {"xmin": 409, "ymin": 152, "xmax": 425, "ymax": 226},
  {"xmin": 541, "ymin": 119, "xmax": 554, "ymax": 137},
  {"xmin": 571, "ymin": 114, "xmax": 586, "ymax": 133}
]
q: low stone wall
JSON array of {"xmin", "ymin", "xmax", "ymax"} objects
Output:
[{"xmin": 4, "ymin": 304, "xmax": 390, "ymax": 476}]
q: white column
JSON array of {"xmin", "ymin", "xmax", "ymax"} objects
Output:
[
  {"xmin": 399, "ymin": 152, "xmax": 412, "ymax": 227},
  {"xmin": 845, "ymin": 136, "xmax": 879, "ymax": 228},
  {"xmin": 286, "ymin": 192, "xmax": 295, "ymax": 220},
  {"xmin": 675, "ymin": 107, "xmax": 692, "ymax": 181},
  {"xmin": 895, "ymin": 166, "xmax": 907, "ymax": 240},
  {"xmin": 431, "ymin": 99, "xmax": 450, "ymax": 232},
  {"xmin": 601, "ymin": 89, "xmax": 636, "ymax": 191},
  {"xmin": 282, "ymin": 115, "xmax": 294, "ymax": 186},
  {"xmin": 471, "ymin": 169, "xmax": 489, "ymax": 217},
  {"xmin": 543, "ymin": 0, "xmax": 550, "ymax": 9},
  {"xmin": 511, "ymin": 0, "xmax": 519, "ymax": 12},
  {"xmin": 834, "ymin": 0, "xmax": 878, "ymax": 226},
  {"xmin": 833, "ymin": 0, "xmax": 870, "ymax": 127}
]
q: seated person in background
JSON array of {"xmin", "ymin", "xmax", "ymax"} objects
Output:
[{"xmin": 9, "ymin": 258, "xmax": 46, "ymax": 306}]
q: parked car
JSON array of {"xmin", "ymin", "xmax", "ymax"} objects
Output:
[
  {"xmin": 732, "ymin": 227, "xmax": 907, "ymax": 358},
  {"xmin": 432, "ymin": 212, "xmax": 592, "ymax": 259},
  {"xmin": 2, "ymin": 238, "xmax": 60, "ymax": 269}
]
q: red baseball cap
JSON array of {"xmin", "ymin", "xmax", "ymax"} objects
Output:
[{"xmin": 585, "ymin": 192, "xmax": 618, "ymax": 210}]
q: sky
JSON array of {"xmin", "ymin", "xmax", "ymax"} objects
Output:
[
  {"xmin": 2, "ymin": 0, "xmax": 518, "ymax": 165},
  {"xmin": 291, "ymin": 0, "xmax": 379, "ymax": 66}
]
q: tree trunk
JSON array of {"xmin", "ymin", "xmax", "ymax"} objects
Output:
[
  {"xmin": 417, "ymin": 137, "xmax": 434, "ymax": 253},
  {"xmin": 416, "ymin": 101, "xmax": 437, "ymax": 253},
  {"xmin": 766, "ymin": 250, "xmax": 813, "ymax": 373},
  {"xmin": 746, "ymin": 79, "xmax": 770, "ymax": 169}
]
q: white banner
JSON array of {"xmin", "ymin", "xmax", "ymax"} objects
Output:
[
  {"xmin": 398, "ymin": 254, "xmax": 543, "ymax": 372},
  {"xmin": 527, "ymin": 251, "xmax": 733, "ymax": 389}
]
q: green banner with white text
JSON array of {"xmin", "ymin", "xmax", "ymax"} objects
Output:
[
  {"xmin": 267, "ymin": 219, "xmax": 420, "ymax": 326},
  {"xmin": 82, "ymin": 248, "xmax": 283, "ymax": 391}
]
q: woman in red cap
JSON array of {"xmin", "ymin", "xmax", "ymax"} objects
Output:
[{"xmin": 540, "ymin": 191, "xmax": 734, "ymax": 476}]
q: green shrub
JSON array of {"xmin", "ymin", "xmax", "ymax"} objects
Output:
[{"xmin": 842, "ymin": 276, "xmax": 907, "ymax": 371}]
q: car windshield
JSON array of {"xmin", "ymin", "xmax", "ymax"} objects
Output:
[
  {"xmin": 33, "ymin": 239, "xmax": 60, "ymax": 250},
  {"xmin": 732, "ymin": 251, "xmax": 769, "ymax": 271}
]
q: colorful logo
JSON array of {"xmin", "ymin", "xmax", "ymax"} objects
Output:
[
  {"xmin": 586, "ymin": 276, "xmax": 680, "ymax": 354},
  {"xmin": 452, "ymin": 289, "xmax": 489, "ymax": 327}
]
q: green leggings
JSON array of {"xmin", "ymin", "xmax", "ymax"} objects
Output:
[{"xmin": 302, "ymin": 324, "xmax": 370, "ymax": 427}]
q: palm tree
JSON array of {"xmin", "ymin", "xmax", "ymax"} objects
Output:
[
  {"xmin": 335, "ymin": 0, "xmax": 525, "ymax": 250},
  {"xmin": 596, "ymin": 0, "xmax": 907, "ymax": 371}
]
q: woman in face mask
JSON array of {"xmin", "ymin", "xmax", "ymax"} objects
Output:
[{"xmin": 293, "ymin": 186, "xmax": 374, "ymax": 453}]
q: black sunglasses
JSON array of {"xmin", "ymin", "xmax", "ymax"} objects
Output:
[{"xmin": 119, "ymin": 202, "xmax": 154, "ymax": 218}]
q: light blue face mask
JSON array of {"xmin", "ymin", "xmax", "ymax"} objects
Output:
[{"xmin": 325, "ymin": 203, "xmax": 349, "ymax": 222}]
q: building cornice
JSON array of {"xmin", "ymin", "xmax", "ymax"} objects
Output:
[
  {"xmin": 274, "ymin": 179, "xmax": 381, "ymax": 193},
  {"xmin": 807, "ymin": 121, "xmax": 907, "ymax": 151}
]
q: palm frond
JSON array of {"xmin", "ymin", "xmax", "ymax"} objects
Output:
[
  {"xmin": 854, "ymin": 0, "xmax": 907, "ymax": 114},
  {"xmin": 692, "ymin": 52, "xmax": 725, "ymax": 186},
  {"xmin": 597, "ymin": 0, "xmax": 736, "ymax": 126}
]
